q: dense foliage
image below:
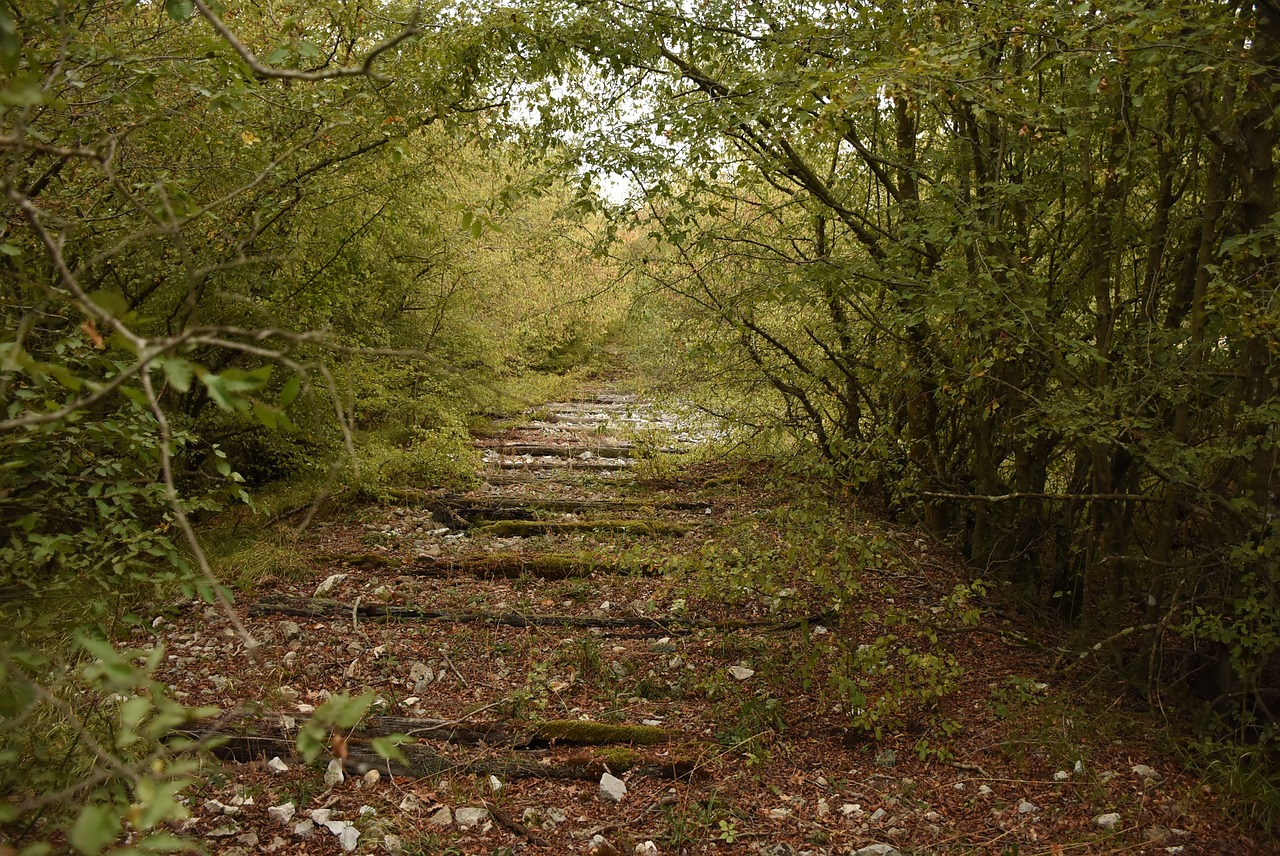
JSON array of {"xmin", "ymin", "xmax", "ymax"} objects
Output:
[
  {"xmin": 558, "ymin": 0, "xmax": 1280, "ymax": 743},
  {"xmin": 1, "ymin": 2, "xmax": 620, "ymax": 851},
  {"xmin": 3, "ymin": 0, "xmax": 1279, "ymax": 850}
]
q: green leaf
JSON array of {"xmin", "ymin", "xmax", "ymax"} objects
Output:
[
  {"xmin": 0, "ymin": 8, "xmax": 18, "ymax": 76},
  {"xmin": 313, "ymin": 690, "xmax": 375, "ymax": 729},
  {"xmin": 68, "ymin": 802, "xmax": 121, "ymax": 855},
  {"xmin": 252, "ymin": 400, "xmax": 279, "ymax": 430},
  {"xmin": 161, "ymin": 358, "xmax": 193, "ymax": 393},
  {"xmin": 120, "ymin": 695, "xmax": 152, "ymax": 732},
  {"xmin": 370, "ymin": 734, "xmax": 412, "ymax": 763},
  {"xmin": 164, "ymin": 0, "xmax": 194, "ymax": 21},
  {"xmin": 87, "ymin": 290, "xmax": 130, "ymax": 319},
  {"xmin": 279, "ymin": 375, "xmax": 302, "ymax": 408},
  {"xmin": 296, "ymin": 721, "xmax": 327, "ymax": 764}
]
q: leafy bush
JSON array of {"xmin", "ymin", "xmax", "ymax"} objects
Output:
[{"xmin": 344, "ymin": 427, "xmax": 479, "ymax": 499}]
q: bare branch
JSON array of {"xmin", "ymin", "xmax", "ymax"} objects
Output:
[
  {"xmin": 140, "ymin": 370, "xmax": 261, "ymax": 657},
  {"xmin": 192, "ymin": 0, "xmax": 420, "ymax": 82},
  {"xmin": 0, "ymin": 135, "xmax": 104, "ymax": 161}
]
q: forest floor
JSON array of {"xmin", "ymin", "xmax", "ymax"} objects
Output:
[{"xmin": 137, "ymin": 389, "xmax": 1271, "ymax": 855}]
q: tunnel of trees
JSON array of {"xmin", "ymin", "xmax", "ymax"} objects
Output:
[{"xmin": 2, "ymin": 0, "xmax": 1278, "ymax": 850}]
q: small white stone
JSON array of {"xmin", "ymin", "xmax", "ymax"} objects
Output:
[
  {"xmin": 1131, "ymin": 764, "xmax": 1159, "ymax": 779},
  {"xmin": 978, "ymin": 785, "xmax": 994, "ymax": 796},
  {"xmin": 293, "ymin": 819, "xmax": 314, "ymax": 838},
  {"xmin": 362, "ymin": 769, "xmax": 381, "ymax": 787},
  {"xmin": 1054, "ymin": 770, "xmax": 1070, "ymax": 781},
  {"xmin": 853, "ymin": 845, "xmax": 900, "ymax": 856},
  {"xmin": 324, "ymin": 758, "xmax": 345, "ymax": 787},
  {"xmin": 314, "ymin": 573, "xmax": 348, "ymax": 596},
  {"xmin": 309, "ymin": 809, "xmax": 332, "ymax": 824},
  {"xmin": 869, "ymin": 807, "xmax": 888, "ymax": 823},
  {"xmin": 399, "ymin": 794, "xmax": 423, "ymax": 812},
  {"xmin": 1094, "ymin": 812, "xmax": 1121, "ymax": 829},
  {"xmin": 600, "ymin": 772, "xmax": 627, "ymax": 803},
  {"xmin": 768, "ymin": 807, "xmax": 792, "ymax": 819},
  {"xmin": 267, "ymin": 756, "xmax": 289, "ymax": 774},
  {"xmin": 267, "ymin": 802, "xmax": 296, "ymax": 824},
  {"xmin": 323, "ymin": 819, "xmax": 349, "ymax": 835},
  {"xmin": 1017, "ymin": 801, "xmax": 1037, "ymax": 814},
  {"xmin": 383, "ymin": 833, "xmax": 404, "ymax": 855},
  {"xmin": 635, "ymin": 842, "xmax": 659, "ymax": 856},
  {"xmin": 1074, "ymin": 759, "xmax": 1085, "ymax": 775},
  {"xmin": 953, "ymin": 782, "xmax": 967, "ymax": 791},
  {"xmin": 839, "ymin": 803, "xmax": 863, "ymax": 816},
  {"xmin": 455, "ymin": 806, "xmax": 490, "ymax": 828},
  {"xmin": 489, "ymin": 775, "xmax": 504, "ymax": 793},
  {"xmin": 427, "ymin": 806, "xmax": 452, "ymax": 827},
  {"xmin": 728, "ymin": 665, "xmax": 755, "ymax": 680},
  {"xmin": 339, "ymin": 825, "xmax": 360, "ymax": 852}
]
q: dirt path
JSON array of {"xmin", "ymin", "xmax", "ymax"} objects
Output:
[{"xmin": 141, "ymin": 392, "xmax": 1262, "ymax": 855}]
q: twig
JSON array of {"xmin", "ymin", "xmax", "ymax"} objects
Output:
[
  {"xmin": 0, "ymin": 135, "xmax": 104, "ymax": 160},
  {"xmin": 485, "ymin": 800, "xmax": 549, "ymax": 847},
  {"xmin": 440, "ymin": 648, "xmax": 469, "ymax": 688},
  {"xmin": 923, "ymin": 491, "xmax": 1161, "ymax": 503},
  {"xmin": 142, "ymin": 372, "xmax": 260, "ymax": 656},
  {"xmin": 943, "ymin": 760, "xmax": 990, "ymax": 778}
]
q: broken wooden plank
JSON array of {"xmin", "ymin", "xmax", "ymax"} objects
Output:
[
  {"xmin": 409, "ymin": 553, "xmax": 603, "ymax": 581},
  {"xmin": 482, "ymin": 442, "xmax": 636, "ymax": 459},
  {"xmin": 447, "ymin": 495, "xmax": 710, "ymax": 513},
  {"xmin": 471, "ymin": 519, "xmax": 690, "ymax": 538},
  {"xmin": 491, "ymin": 458, "xmax": 632, "ymax": 470},
  {"xmin": 381, "ymin": 490, "xmax": 709, "ymax": 522},
  {"xmin": 193, "ymin": 732, "xmax": 698, "ymax": 782},
  {"xmin": 247, "ymin": 596, "xmax": 834, "ymax": 635},
  {"xmin": 196, "ymin": 715, "xmax": 673, "ymax": 749}
]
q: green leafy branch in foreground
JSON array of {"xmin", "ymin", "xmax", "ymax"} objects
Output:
[{"xmin": 0, "ymin": 637, "xmax": 216, "ymax": 856}]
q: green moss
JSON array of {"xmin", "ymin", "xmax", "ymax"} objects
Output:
[
  {"xmin": 598, "ymin": 748, "xmax": 641, "ymax": 771},
  {"xmin": 473, "ymin": 519, "xmax": 690, "ymax": 538},
  {"xmin": 531, "ymin": 720, "xmax": 671, "ymax": 746}
]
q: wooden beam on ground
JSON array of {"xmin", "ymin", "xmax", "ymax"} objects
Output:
[{"xmin": 248, "ymin": 596, "xmax": 834, "ymax": 635}]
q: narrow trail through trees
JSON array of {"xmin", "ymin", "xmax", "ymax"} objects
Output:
[{"xmin": 148, "ymin": 392, "xmax": 1258, "ymax": 854}]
